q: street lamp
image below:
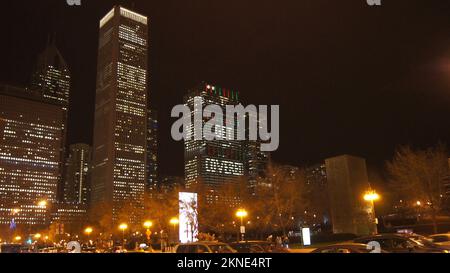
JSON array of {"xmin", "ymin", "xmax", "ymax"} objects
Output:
[
  {"xmin": 119, "ymin": 223, "xmax": 128, "ymax": 248},
  {"xmin": 143, "ymin": 221, "xmax": 153, "ymax": 244},
  {"xmin": 14, "ymin": 236, "xmax": 22, "ymax": 242},
  {"xmin": 34, "ymin": 233, "xmax": 42, "ymax": 240},
  {"xmin": 363, "ymin": 190, "xmax": 380, "ymax": 234},
  {"xmin": 363, "ymin": 191, "xmax": 380, "ymax": 202},
  {"xmin": 235, "ymin": 209, "xmax": 248, "ymax": 241},
  {"xmin": 84, "ymin": 227, "xmax": 93, "ymax": 244},
  {"xmin": 37, "ymin": 200, "xmax": 48, "ymax": 208},
  {"xmin": 84, "ymin": 227, "xmax": 93, "ymax": 236},
  {"xmin": 170, "ymin": 217, "xmax": 179, "ymax": 244}
]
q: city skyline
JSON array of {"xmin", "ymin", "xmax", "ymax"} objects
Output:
[
  {"xmin": 1, "ymin": 1, "xmax": 450, "ymax": 257},
  {"xmin": 1, "ymin": 0, "xmax": 450, "ymax": 177}
]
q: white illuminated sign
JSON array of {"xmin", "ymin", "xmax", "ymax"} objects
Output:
[
  {"xmin": 179, "ymin": 192, "xmax": 198, "ymax": 243},
  {"xmin": 302, "ymin": 228, "xmax": 311, "ymax": 246}
]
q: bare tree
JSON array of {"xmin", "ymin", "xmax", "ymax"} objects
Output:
[
  {"xmin": 252, "ymin": 164, "xmax": 306, "ymax": 236},
  {"xmin": 386, "ymin": 144, "xmax": 448, "ymax": 233}
]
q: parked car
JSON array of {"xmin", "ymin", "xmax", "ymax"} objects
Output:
[
  {"xmin": 239, "ymin": 241, "xmax": 290, "ymax": 253},
  {"xmin": 429, "ymin": 233, "xmax": 450, "ymax": 248},
  {"xmin": 175, "ymin": 242, "xmax": 237, "ymax": 253},
  {"xmin": 354, "ymin": 234, "xmax": 449, "ymax": 253},
  {"xmin": 229, "ymin": 241, "xmax": 266, "ymax": 253},
  {"xmin": 311, "ymin": 243, "xmax": 386, "ymax": 253},
  {"xmin": 0, "ymin": 244, "xmax": 22, "ymax": 253}
]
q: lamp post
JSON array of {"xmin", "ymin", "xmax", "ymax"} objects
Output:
[
  {"xmin": 84, "ymin": 227, "xmax": 93, "ymax": 245},
  {"xmin": 14, "ymin": 236, "xmax": 22, "ymax": 243},
  {"xmin": 235, "ymin": 209, "xmax": 248, "ymax": 241},
  {"xmin": 119, "ymin": 223, "xmax": 128, "ymax": 249},
  {"xmin": 37, "ymin": 200, "xmax": 48, "ymax": 230},
  {"xmin": 143, "ymin": 221, "xmax": 153, "ymax": 244},
  {"xmin": 363, "ymin": 190, "xmax": 380, "ymax": 234},
  {"xmin": 170, "ymin": 218, "xmax": 179, "ymax": 245}
]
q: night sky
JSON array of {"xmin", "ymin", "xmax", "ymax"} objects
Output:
[{"xmin": 1, "ymin": 0, "xmax": 450, "ymax": 177}]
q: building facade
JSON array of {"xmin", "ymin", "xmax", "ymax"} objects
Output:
[
  {"xmin": 245, "ymin": 140, "xmax": 270, "ymax": 194},
  {"xmin": 30, "ymin": 38, "xmax": 71, "ymax": 201},
  {"xmin": 0, "ymin": 84, "xmax": 65, "ymax": 226},
  {"xmin": 325, "ymin": 155, "xmax": 376, "ymax": 235},
  {"xmin": 64, "ymin": 143, "xmax": 91, "ymax": 205},
  {"xmin": 184, "ymin": 83, "xmax": 245, "ymax": 204},
  {"xmin": 91, "ymin": 6, "xmax": 149, "ymax": 225},
  {"xmin": 305, "ymin": 163, "xmax": 330, "ymax": 227},
  {"xmin": 50, "ymin": 203, "xmax": 88, "ymax": 235},
  {"xmin": 146, "ymin": 109, "xmax": 158, "ymax": 191}
]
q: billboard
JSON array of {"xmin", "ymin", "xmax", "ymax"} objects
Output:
[{"xmin": 179, "ymin": 192, "xmax": 198, "ymax": 243}]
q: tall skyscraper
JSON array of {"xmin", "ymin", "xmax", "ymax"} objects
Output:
[
  {"xmin": 184, "ymin": 83, "xmax": 245, "ymax": 204},
  {"xmin": 146, "ymin": 109, "xmax": 158, "ymax": 191},
  {"xmin": 245, "ymin": 140, "xmax": 270, "ymax": 194},
  {"xmin": 64, "ymin": 143, "xmax": 91, "ymax": 205},
  {"xmin": 0, "ymin": 84, "xmax": 65, "ymax": 226},
  {"xmin": 325, "ymin": 155, "xmax": 377, "ymax": 235},
  {"xmin": 91, "ymin": 6, "xmax": 149, "ymax": 225},
  {"xmin": 30, "ymin": 38, "xmax": 71, "ymax": 201}
]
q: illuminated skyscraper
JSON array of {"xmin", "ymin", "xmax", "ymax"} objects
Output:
[
  {"xmin": 184, "ymin": 83, "xmax": 245, "ymax": 204},
  {"xmin": 31, "ymin": 37, "xmax": 71, "ymax": 107},
  {"xmin": 64, "ymin": 143, "xmax": 91, "ymax": 205},
  {"xmin": 31, "ymin": 38, "xmax": 71, "ymax": 201},
  {"xmin": 0, "ymin": 84, "xmax": 64, "ymax": 226},
  {"xmin": 245, "ymin": 141, "xmax": 270, "ymax": 194},
  {"xmin": 146, "ymin": 109, "xmax": 158, "ymax": 191},
  {"xmin": 91, "ymin": 6, "xmax": 148, "ymax": 225}
]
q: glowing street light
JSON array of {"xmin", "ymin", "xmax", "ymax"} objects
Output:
[
  {"xmin": 34, "ymin": 233, "xmax": 42, "ymax": 240},
  {"xmin": 170, "ymin": 217, "xmax": 180, "ymax": 244},
  {"xmin": 170, "ymin": 218, "xmax": 179, "ymax": 226},
  {"xmin": 363, "ymin": 190, "xmax": 380, "ymax": 234},
  {"xmin": 119, "ymin": 223, "xmax": 128, "ymax": 231},
  {"xmin": 363, "ymin": 191, "xmax": 380, "ymax": 202},
  {"xmin": 143, "ymin": 221, "xmax": 153, "ymax": 229},
  {"xmin": 119, "ymin": 223, "xmax": 128, "ymax": 248},
  {"xmin": 143, "ymin": 221, "xmax": 153, "ymax": 243},
  {"xmin": 236, "ymin": 209, "xmax": 248, "ymax": 219},
  {"xmin": 235, "ymin": 209, "xmax": 248, "ymax": 241},
  {"xmin": 84, "ymin": 227, "xmax": 93, "ymax": 236},
  {"xmin": 37, "ymin": 200, "xmax": 48, "ymax": 208},
  {"xmin": 14, "ymin": 236, "xmax": 22, "ymax": 242}
]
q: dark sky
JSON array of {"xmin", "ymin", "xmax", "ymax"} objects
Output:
[{"xmin": 1, "ymin": 0, "xmax": 450, "ymax": 177}]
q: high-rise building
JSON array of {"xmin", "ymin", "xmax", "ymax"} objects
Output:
[
  {"xmin": 31, "ymin": 38, "xmax": 71, "ymax": 201},
  {"xmin": 51, "ymin": 203, "xmax": 88, "ymax": 235},
  {"xmin": 245, "ymin": 140, "xmax": 270, "ymax": 194},
  {"xmin": 91, "ymin": 6, "xmax": 149, "ymax": 225},
  {"xmin": 184, "ymin": 83, "xmax": 245, "ymax": 204},
  {"xmin": 305, "ymin": 163, "xmax": 330, "ymax": 226},
  {"xmin": 325, "ymin": 155, "xmax": 376, "ymax": 235},
  {"xmin": 146, "ymin": 109, "xmax": 158, "ymax": 191},
  {"xmin": 0, "ymin": 84, "xmax": 65, "ymax": 226},
  {"xmin": 64, "ymin": 143, "xmax": 91, "ymax": 205}
]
